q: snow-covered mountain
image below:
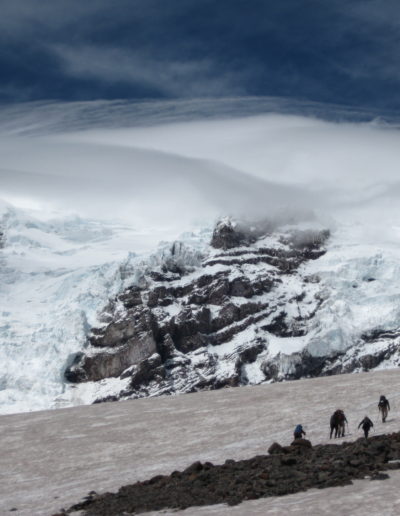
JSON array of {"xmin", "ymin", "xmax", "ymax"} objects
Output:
[
  {"xmin": 2, "ymin": 196, "xmax": 400, "ymax": 415},
  {"xmin": 64, "ymin": 216, "xmax": 328, "ymax": 400},
  {"xmin": 2, "ymin": 102, "xmax": 400, "ymax": 415},
  {"xmin": 62, "ymin": 215, "xmax": 400, "ymax": 407}
]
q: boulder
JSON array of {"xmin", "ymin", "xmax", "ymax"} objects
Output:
[
  {"xmin": 291, "ymin": 438, "xmax": 312, "ymax": 449},
  {"xmin": 127, "ymin": 353, "xmax": 165, "ymax": 389},
  {"xmin": 268, "ymin": 442, "xmax": 283, "ymax": 455}
]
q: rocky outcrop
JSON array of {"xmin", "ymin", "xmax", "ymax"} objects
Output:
[
  {"xmin": 65, "ymin": 335, "xmax": 157, "ymax": 383},
  {"xmin": 260, "ymin": 336, "xmax": 400, "ymax": 381},
  {"xmin": 64, "ymin": 432, "xmax": 400, "ymax": 516},
  {"xmin": 318, "ymin": 336, "xmax": 400, "ymax": 376},
  {"xmin": 210, "ymin": 218, "xmax": 251, "ymax": 249},
  {"xmin": 64, "ymin": 219, "xmax": 332, "ymax": 401},
  {"xmin": 65, "ymin": 307, "xmax": 158, "ymax": 382},
  {"xmin": 261, "ymin": 350, "xmax": 329, "ymax": 381},
  {"xmin": 64, "ymin": 216, "xmax": 400, "ymax": 402}
]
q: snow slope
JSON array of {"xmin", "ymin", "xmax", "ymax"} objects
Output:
[{"xmin": 1, "ymin": 368, "xmax": 400, "ymax": 515}]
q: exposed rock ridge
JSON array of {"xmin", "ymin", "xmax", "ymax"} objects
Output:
[{"xmin": 63, "ymin": 432, "xmax": 400, "ymax": 516}]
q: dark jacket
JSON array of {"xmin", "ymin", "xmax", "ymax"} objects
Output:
[
  {"xmin": 294, "ymin": 425, "xmax": 306, "ymax": 437},
  {"xmin": 332, "ymin": 410, "xmax": 348, "ymax": 424},
  {"xmin": 378, "ymin": 397, "xmax": 390, "ymax": 410},
  {"xmin": 358, "ymin": 417, "xmax": 373, "ymax": 430}
]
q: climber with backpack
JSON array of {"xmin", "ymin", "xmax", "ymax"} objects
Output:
[
  {"xmin": 294, "ymin": 424, "xmax": 306, "ymax": 440},
  {"xmin": 330, "ymin": 409, "xmax": 348, "ymax": 438},
  {"xmin": 378, "ymin": 395, "xmax": 390, "ymax": 423},
  {"xmin": 358, "ymin": 415, "xmax": 374, "ymax": 439}
]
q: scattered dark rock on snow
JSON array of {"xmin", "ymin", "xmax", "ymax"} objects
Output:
[
  {"xmin": 61, "ymin": 432, "xmax": 400, "ymax": 516},
  {"xmin": 370, "ymin": 472, "xmax": 390, "ymax": 481},
  {"xmin": 291, "ymin": 437, "xmax": 312, "ymax": 449},
  {"xmin": 267, "ymin": 442, "xmax": 283, "ymax": 454}
]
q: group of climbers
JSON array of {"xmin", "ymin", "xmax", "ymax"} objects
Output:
[{"xmin": 294, "ymin": 395, "xmax": 391, "ymax": 441}]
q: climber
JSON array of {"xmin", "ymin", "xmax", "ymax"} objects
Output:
[
  {"xmin": 358, "ymin": 416, "xmax": 374, "ymax": 439},
  {"xmin": 330, "ymin": 409, "xmax": 348, "ymax": 438},
  {"xmin": 378, "ymin": 395, "xmax": 390, "ymax": 423},
  {"xmin": 294, "ymin": 424, "xmax": 306, "ymax": 439}
]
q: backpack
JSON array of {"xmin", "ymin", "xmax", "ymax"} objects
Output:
[
  {"xmin": 334, "ymin": 410, "xmax": 345, "ymax": 422},
  {"xmin": 295, "ymin": 425, "xmax": 303, "ymax": 434},
  {"xmin": 362, "ymin": 417, "xmax": 372, "ymax": 428},
  {"xmin": 379, "ymin": 396, "xmax": 387, "ymax": 407}
]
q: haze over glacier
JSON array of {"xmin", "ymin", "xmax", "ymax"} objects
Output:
[{"xmin": 1, "ymin": 99, "xmax": 400, "ymax": 414}]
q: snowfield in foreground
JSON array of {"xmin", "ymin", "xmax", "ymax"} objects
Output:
[{"xmin": 1, "ymin": 368, "xmax": 400, "ymax": 515}]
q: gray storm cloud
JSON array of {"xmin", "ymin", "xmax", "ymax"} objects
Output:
[{"xmin": 0, "ymin": 136, "xmax": 313, "ymax": 230}]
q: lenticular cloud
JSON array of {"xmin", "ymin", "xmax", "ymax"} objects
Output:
[{"xmin": 2, "ymin": 99, "xmax": 399, "ymax": 229}]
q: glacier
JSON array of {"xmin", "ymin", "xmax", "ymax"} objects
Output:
[
  {"xmin": 2, "ymin": 197, "xmax": 400, "ymax": 415},
  {"xmin": 0, "ymin": 200, "xmax": 201, "ymax": 414}
]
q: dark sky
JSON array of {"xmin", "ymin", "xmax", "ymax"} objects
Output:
[{"xmin": 2, "ymin": 0, "xmax": 400, "ymax": 112}]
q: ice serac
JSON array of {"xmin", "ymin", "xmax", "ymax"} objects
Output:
[{"xmin": 64, "ymin": 217, "xmax": 333, "ymax": 402}]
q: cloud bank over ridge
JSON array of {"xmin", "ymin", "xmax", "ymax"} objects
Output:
[{"xmin": 1, "ymin": 98, "xmax": 399, "ymax": 241}]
